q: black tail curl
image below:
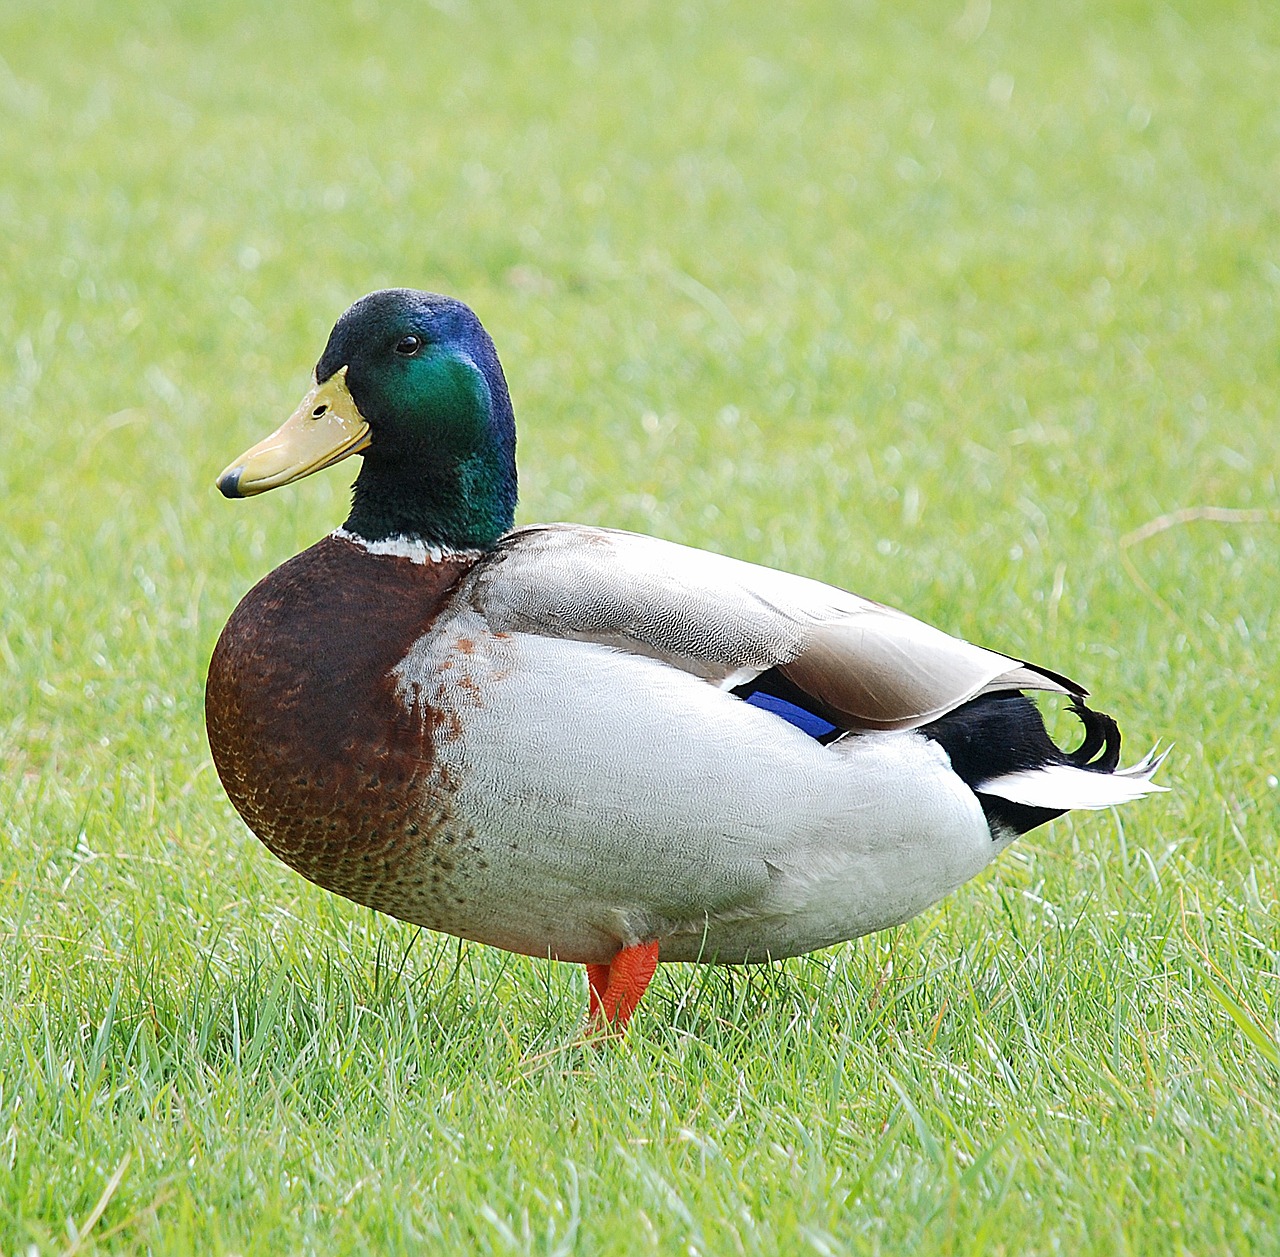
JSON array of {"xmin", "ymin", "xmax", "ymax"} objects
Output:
[
  {"xmin": 921, "ymin": 692, "xmax": 1123, "ymax": 840},
  {"xmin": 1063, "ymin": 697, "xmax": 1121, "ymax": 773}
]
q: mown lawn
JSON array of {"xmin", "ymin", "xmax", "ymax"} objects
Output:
[{"xmin": 2, "ymin": 0, "xmax": 1278, "ymax": 1251}]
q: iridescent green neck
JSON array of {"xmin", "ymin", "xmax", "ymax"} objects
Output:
[
  {"xmin": 341, "ymin": 347, "xmax": 517, "ymax": 549},
  {"xmin": 345, "ymin": 451, "xmax": 515, "ymax": 548}
]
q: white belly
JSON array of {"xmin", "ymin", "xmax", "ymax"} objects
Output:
[{"xmin": 390, "ymin": 618, "xmax": 1006, "ymax": 964}]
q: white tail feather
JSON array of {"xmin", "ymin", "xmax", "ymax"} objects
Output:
[
  {"xmin": 1114, "ymin": 745, "xmax": 1171, "ymax": 777},
  {"xmin": 978, "ymin": 749, "xmax": 1170, "ymax": 810}
]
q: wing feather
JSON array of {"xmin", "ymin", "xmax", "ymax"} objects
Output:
[{"xmin": 466, "ymin": 524, "xmax": 1079, "ymax": 732}]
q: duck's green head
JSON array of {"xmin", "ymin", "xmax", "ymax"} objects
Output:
[{"xmin": 217, "ymin": 289, "xmax": 518, "ymax": 549}]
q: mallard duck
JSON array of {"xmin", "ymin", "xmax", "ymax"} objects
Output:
[{"xmin": 207, "ymin": 289, "xmax": 1165, "ymax": 1031}]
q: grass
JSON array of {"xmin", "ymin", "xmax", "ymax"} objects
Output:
[{"xmin": 2, "ymin": 0, "xmax": 1278, "ymax": 1250}]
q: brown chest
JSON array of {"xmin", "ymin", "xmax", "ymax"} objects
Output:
[{"xmin": 205, "ymin": 535, "xmax": 481, "ymax": 911}]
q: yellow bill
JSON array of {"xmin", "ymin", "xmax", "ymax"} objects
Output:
[{"xmin": 217, "ymin": 366, "xmax": 371, "ymax": 498}]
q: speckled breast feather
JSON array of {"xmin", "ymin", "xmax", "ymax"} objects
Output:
[{"xmin": 205, "ymin": 533, "xmax": 479, "ymax": 913}]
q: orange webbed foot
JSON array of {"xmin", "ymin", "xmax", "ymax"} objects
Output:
[{"xmin": 583, "ymin": 941, "xmax": 660, "ymax": 1037}]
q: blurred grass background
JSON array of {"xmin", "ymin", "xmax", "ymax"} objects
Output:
[{"xmin": 1, "ymin": 0, "xmax": 1278, "ymax": 1251}]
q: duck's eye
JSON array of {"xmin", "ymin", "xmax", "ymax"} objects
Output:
[{"xmin": 394, "ymin": 334, "xmax": 423, "ymax": 357}]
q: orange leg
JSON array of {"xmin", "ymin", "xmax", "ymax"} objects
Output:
[
  {"xmin": 585, "ymin": 962, "xmax": 610, "ymax": 1022},
  {"xmin": 584, "ymin": 941, "xmax": 661, "ymax": 1032}
]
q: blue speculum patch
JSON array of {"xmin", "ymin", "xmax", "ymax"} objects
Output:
[{"xmin": 744, "ymin": 691, "xmax": 839, "ymax": 740}]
